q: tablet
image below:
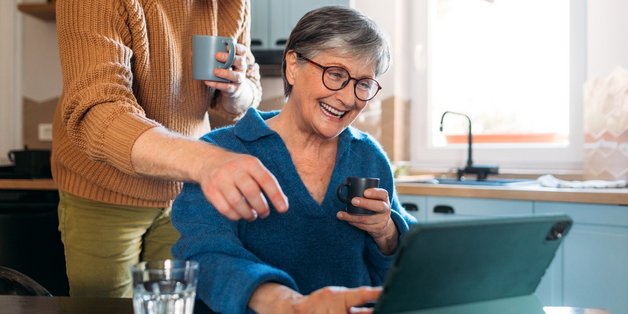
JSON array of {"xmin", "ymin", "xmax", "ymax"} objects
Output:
[{"xmin": 374, "ymin": 214, "xmax": 572, "ymax": 314}]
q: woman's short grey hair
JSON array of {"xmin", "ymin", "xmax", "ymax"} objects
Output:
[{"xmin": 281, "ymin": 6, "xmax": 391, "ymax": 98}]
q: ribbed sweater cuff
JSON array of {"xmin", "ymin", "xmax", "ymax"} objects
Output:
[{"xmin": 103, "ymin": 113, "xmax": 161, "ymax": 174}]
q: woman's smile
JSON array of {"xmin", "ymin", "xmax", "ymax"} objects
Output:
[{"xmin": 319, "ymin": 102, "xmax": 347, "ymax": 119}]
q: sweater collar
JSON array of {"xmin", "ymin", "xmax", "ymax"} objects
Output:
[
  {"xmin": 234, "ymin": 108, "xmax": 366, "ymax": 144},
  {"xmin": 234, "ymin": 108, "xmax": 279, "ymax": 142}
]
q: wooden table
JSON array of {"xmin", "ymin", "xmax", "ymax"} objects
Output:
[
  {"xmin": 0, "ymin": 295, "xmax": 215, "ymax": 313},
  {"xmin": 0, "ymin": 295, "xmax": 133, "ymax": 314},
  {"xmin": 0, "ymin": 295, "xmax": 609, "ymax": 313}
]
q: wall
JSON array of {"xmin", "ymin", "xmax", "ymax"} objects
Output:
[
  {"xmin": 0, "ymin": 0, "xmax": 60, "ymax": 164},
  {"xmin": 22, "ymin": 8, "xmax": 62, "ymax": 102}
]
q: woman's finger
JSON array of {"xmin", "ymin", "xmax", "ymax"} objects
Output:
[{"xmin": 351, "ymin": 198, "xmax": 389, "ymax": 214}]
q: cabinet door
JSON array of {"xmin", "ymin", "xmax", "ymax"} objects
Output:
[
  {"xmin": 251, "ymin": 0, "xmax": 270, "ymax": 50},
  {"xmin": 398, "ymin": 195, "xmax": 427, "ymax": 222},
  {"xmin": 535, "ymin": 202, "xmax": 628, "ymax": 314},
  {"xmin": 268, "ymin": 0, "xmax": 348, "ymax": 50},
  {"xmin": 268, "ymin": 0, "xmax": 290, "ymax": 50},
  {"xmin": 426, "ymin": 196, "xmax": 533, "ymax": 221}
]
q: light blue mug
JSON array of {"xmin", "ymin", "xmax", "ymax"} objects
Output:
[{"xmin": 192, "ymin": 35, "xmax": 236, "ymax": 82}]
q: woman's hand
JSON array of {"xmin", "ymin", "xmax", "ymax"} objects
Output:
[
  {"xmin": 290, "ymin": 286, "xmax": 381, "ymax": 314},
  {"xmin": 336, "ymin": 188, "xmax": 398, "ymax": 255},
  {"xmin": 250, "ymin": 283, "xmax": 381, "ymax": 314},
  {"xmin": 203, "ymin": 43, "xmax": 256, "ymax": 114}
]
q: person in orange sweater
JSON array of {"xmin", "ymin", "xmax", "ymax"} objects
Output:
[{"xmin": 52, "ymin": 0, "xmax": 288, "ymax": 297}]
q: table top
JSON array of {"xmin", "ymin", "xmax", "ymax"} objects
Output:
[
  {"xmin": 0, "ymin": 295, "xmax": 611, "ymax": 314},
  {"xmin": 0, "ymin": 295, "xmax": 133, "ymax": 314},
  {"xmin": 0, "ymin": 295, "xmax": 215, "ymax": 314}
]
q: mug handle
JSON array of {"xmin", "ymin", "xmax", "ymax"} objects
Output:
[
  {"xmin": 336, "ymin": 183, "xmax": 350, "ymax": 204},
  {"xmin": 221, "ymin": 39, "xmax": 236, "ymax": 69}
]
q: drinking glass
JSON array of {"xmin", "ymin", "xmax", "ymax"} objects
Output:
[{"xmin": 131, "ymin": 259, "xmax": 199, "ymax": 314}]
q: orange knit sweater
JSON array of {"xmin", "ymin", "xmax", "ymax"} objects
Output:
[{"xmin": 52, "ymin": 0, "xmax": 261, "ymax": 207}]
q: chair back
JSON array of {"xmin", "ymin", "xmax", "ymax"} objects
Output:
[{"xmin": 0, "ymin": 266, "xmax": 52, "ymax": 296}]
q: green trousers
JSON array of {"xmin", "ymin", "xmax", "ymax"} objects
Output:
[{"xmin": 57, "ymin": 191, "xmax": 180, "ymax": 297}]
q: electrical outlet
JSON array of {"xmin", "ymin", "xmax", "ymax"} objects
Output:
[{"xmin": 38, "ymin": 123, "xmax": 53, "ymax": 142}]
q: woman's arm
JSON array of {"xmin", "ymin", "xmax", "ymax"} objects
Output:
[{"xmin": 172, "ymin": 183, "xmax": 295, "ymax": 313}]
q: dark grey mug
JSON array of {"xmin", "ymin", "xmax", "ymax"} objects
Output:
[
  {"xmin": 192, "ymin": 35, "xmax": 236, "ymax": 82},
  {"xmin": 336, "ymin": 176, "xmax": 380, "ymax": 215}
]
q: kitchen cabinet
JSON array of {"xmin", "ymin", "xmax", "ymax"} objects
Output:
[
  {"xmin": 535, "ymin": 202, "xmax": 628, "ymax": 314},
  {"xmin": 398, "ymin": 195, "xmax": 427, "ymax": 222},
  {"xmin": 251, "ymin": 0, "xmax": 271, "ymax": 50},
  {"xmin": 251, "ymin": 0, "xmax": 349, "ymax": 63},
  {"xmin": 425, "ymin": 196, "xmax": 533, "ymax": 221},
  {"xmin": 398, "ymin": 195, "xmax": 534, "ymax": 222},
  {"xmin": 0, "ymin": 189, "xmax": 68, "ymax": 296},
  {"xmin": 251, "ymin": 0, "xmax": 348, "ymax": 50}
]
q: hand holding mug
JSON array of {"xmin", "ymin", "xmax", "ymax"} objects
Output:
[
  {"xmin": 336, "ymin": 177, "xmax": 398, "ymax": 254},
  {"xmin": 336, "ymin": 177, "xmax": 380, "ymax": 215},
  {"xmin": 192, "ymin": 35, "xmax": 236, "ymax": 82}
]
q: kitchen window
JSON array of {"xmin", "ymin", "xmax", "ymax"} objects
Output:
[{"xmin": 409, "ymin": 0, "xmax": 586, "ymax": 171}]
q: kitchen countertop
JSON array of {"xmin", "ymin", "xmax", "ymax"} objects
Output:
[
  {"xmin": 396, "ymin": 182, "xmax": 628, "ymax": 206},
  {"xmin": 1, "ymin": 179, "xmax": 627, "ymax": 206}
]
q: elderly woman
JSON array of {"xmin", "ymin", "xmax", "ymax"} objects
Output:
[{"xmin": 172, "ymin": 6, "xmax": 416, "ymax": 314}]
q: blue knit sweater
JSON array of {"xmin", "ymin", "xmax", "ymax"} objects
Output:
[{"xmin": 172, "ymin": 108, "xmax": 416, "ymax": 314}]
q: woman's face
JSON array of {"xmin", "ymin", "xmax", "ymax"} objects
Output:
[{"xmin": 285, "ymin": 50, "xmax": 378, "ymax": 140}]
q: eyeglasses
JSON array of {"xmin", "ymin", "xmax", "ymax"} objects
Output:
[{"xmin": 297, "ymin": 53, "xmax": 382, "ymax": 101}]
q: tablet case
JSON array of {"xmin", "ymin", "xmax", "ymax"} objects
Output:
[{"xmin": 374, "ymin": 214, "xmax": 572, "ymax": 314}]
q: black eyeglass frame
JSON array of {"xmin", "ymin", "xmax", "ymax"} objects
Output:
[{"xmin": 296, "ymin": 53, "xmax": 382, "ymax": 101}]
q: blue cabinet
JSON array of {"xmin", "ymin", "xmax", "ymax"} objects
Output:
[
  {"xmin": 425, "ymin": 196, "xmax": 533, "ymax": 221},
  {"xmin": 250, "ymin": 0, "xmax": 271, "ymax": 50},
  {"xmin": 398, "ymin": 195, "xmax": 427, "ymax": 222},
  {"xmin": 251, "ymin": 0, "xmax": 349, "ymax": 51},
  {"xmin": 535, "ymin": 202, "xmax": 628, "ymax": 314}
]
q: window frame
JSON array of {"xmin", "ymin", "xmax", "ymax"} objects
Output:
[{"xmin": 408, "ymin": 0, "xmax": 586, "ymax": 171}]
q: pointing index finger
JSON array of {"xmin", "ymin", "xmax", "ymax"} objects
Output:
[{"xmin": 249, "ymin": 160, "xmax": 289, "ymax": 213}]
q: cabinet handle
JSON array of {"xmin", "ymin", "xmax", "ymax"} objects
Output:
[
  {"xmin": 433, "ymin": 205, "xmax": 454, "ymax": 214},
  {"xmin": 251, "ymin": 39, "xmax": 263, "ymax": 47},
  {"xmin": 402, "ymin": 203, "xmax": 419, "ymax": 212},
  {"xmin": 275, "ymin": 39, "xmax": 287, "ymax": 46}
]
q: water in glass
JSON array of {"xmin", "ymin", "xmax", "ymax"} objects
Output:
[{"xmin": 133, "ymin": 279, "xmax": 196, "ymax": 314}]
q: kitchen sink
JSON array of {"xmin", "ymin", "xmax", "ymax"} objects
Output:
[{"xmin": 434, "ymin": 178, "xmax": 537, "ymax": 186}]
